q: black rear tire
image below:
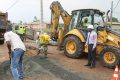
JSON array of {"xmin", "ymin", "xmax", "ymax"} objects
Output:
[
  {"xmin": 64, "ymin": 35, "xmax": 84, "ymax": 58},
  {"xmin": 100, "ymin": 46, "xmax": 120, "ymax": 68}
]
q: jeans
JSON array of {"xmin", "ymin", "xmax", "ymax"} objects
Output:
[
  {"xmin": 88, "ymin": 44, "xmax": 96, "ymax": 66},
  {"xmin": 11, "ymin": 48, "xmax": 24, "ymax": 80}
]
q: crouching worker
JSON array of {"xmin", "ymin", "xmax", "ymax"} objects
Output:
[
  {"xmin": 36, "ymin": 33, "xmax": 50, "ymax": 58},
  {"xmin": 4, "ymin": 26, "xmax": 26, "ymax": 80}
]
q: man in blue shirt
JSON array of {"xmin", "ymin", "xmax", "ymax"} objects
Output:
[{"xmin": 84, "ymin": 25, "xmax": 97, "ymax": 69}]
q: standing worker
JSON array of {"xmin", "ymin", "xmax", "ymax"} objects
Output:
[
  {"xmin": 4, "ymin": 25, "xmax": 26, "ymax": 80},
  {"xmin": 84, "ymin": 25, "xmax": 97, "ymax": 68}
]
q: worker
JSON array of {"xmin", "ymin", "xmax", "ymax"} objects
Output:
[
  {"xmin": 83, "ymin": 18, "xmax": 88, "ymax": 28},
  {"xmin": 4, "ymin": 25, "xmax": 26, "ymax": 80},
  {"xmin": 23, "ymin": 26, "xmax": 26, "ymax": 41},
  {"xmin": 82, "ymin": 18, "xmax": 89, "ymax": 38},
  {"xmin": 84, "ymin": 25, "xmax": 97, "ymax": 69},
  {"xmin": 17, "ymin": 26, "xmax": 26, "ymax": 41},
  {"xmin": 38, "ymin": 32, "xmax": 50, "ymax": 58}
]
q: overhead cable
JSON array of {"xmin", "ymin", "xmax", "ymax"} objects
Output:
[
  {"xmin": 114, "ymin": 0, "xmax": 120, "ymax": 10},
  {"xmin": 6, "ymin": 0, "xmax": 20, "ymax": 11}
]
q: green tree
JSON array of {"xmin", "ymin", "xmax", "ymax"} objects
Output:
[
  {"xmin": 112, "ymin": 17, "xmax": 119, "ymax": 22},
  {"xmin": 19, "ymin": 20, "xmax": 23, "ymax": 24},
  {"xmin": 108, "ymin": 17, "xmax": 119, "ymax": 22},
  {"xmin": 33, "ymin": 16, "xmax": 40, "ymax": 22}
]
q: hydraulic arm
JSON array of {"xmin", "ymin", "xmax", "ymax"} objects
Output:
[{"xmin": 50, "ymin": 1, "xmax": 71, "ymax": 40}]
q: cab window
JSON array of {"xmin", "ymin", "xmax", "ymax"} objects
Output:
[
  {"xmin": 69, "ymin": 11, "xmax": 80, "ymax": 30},
  {"xmin": 94, "ymin": 14, "xmax": 104, "ymax": 29}
]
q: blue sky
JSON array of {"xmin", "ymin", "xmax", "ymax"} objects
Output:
[{"xmin": 0, "ymin": 0, "xmax": 120, "ymax": 23}]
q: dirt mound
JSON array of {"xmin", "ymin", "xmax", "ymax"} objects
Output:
[
  {"xmin": 0, "ymin": 55, "xmax": 85, "ymax": 80},
  {"xmin": 0, "ymin": 56, "xmax": 59, "ymax": 80},
  {"xmin": 0, "ymin": 45, "xmax": 84, "ymax": 80}
]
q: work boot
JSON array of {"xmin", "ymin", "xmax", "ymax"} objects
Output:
[
  {"xmin": 84, "ymin": 64, "xmax": 90, "ymax": 66},
  {"xmin": 90, "ymin": 64, "xmax": 96, "ymax": 69},
  {"xmin": 19, "ymin": 76, "xmax": 23, "ymax": 80}
]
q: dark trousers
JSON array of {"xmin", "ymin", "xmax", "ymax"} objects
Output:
[
  {"xmin": 38, "ymin": 44, "xmax": 48, "ymax": 57},
  {"xmin": 88, "ymin": 44, "xmax": 96, "ymax": 66}
]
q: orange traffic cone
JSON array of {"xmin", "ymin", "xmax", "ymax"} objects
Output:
[{"xmin": 112, "ymin": 65, "xmax": 119, "ymax": 80}]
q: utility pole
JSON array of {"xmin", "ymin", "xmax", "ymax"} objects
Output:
[
  {"xmin": 110, "ymin": 1, "xmax": 113, "ymax": 26},
  {"xmin": 40, "ymin": 0, "xmax": 43, "ymax": 23},
  {"xmin": 40, "ymin": 0, "xmax": 43, "ymax": 30}
]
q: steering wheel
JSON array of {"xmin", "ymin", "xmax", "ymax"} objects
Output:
[
  {"xmin": 94, "ymin": 22, "xmax": 100, "ymax": 29},
  {"xmin": 94, "ymin": 22, "xmax": 100, "ymax": 26}
]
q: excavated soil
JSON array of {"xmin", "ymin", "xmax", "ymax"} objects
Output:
[{"xmin": 0, "ymin": 41, "xmax": 115, "ymax": 80}]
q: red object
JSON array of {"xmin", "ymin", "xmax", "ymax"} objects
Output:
[{"xmin": 112, "ymin": 65, "xmax": 119, "ymax": 80}]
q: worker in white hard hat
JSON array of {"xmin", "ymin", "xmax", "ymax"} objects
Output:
[{"xmin": 84, "ymin": 25, "xmax": 97, "ymax": 69}]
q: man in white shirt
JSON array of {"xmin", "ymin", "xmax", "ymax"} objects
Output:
[
  {"xmin": 4, "ymin": 25, "xmax": 26, "ymax": 80},
  {"xmin": 84, "ymin": 25, "xmax": 97, "ymax": 69}
]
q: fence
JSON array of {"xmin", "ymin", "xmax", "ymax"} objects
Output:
[{"xmin": 26, "ymin": 28, "xmax": 36, "ymax": 40}]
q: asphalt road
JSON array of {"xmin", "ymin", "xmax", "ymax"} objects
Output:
[{"xmin": 0, "ymin": 40, "xmax": 115, "ymax": 80}]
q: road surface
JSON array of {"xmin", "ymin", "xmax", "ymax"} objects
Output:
[{"xmin": 0, "ymin": 40, "xmax": 115, "ymax": 80}]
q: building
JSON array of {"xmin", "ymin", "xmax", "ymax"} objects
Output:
[
  {"xmin": 24, "ymin": 22, "xmax": 49, "ymax": 30},
  {"xmin": 23, "ymin": 22, "xmax": 51, "ymax": 40},
  {"xmin": 108, "ymin": 22, "xmax": 120, "ymax": 30}
]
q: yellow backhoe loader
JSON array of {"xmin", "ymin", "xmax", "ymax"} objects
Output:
[{"xmin": 50, "ymin": 1, "xmax": 120, "ymax": 68}]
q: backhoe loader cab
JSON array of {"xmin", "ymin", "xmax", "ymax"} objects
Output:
[{"xmin": 69, "ymin": 9, "xmax": 105, "ymax": 35}]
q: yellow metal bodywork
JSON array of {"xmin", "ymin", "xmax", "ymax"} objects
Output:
[
  {"xmin": 66, "ymin": 40, "xmax": 77, "ymax": 54},
  {"xmin": 97, "ymin": 30, "xmax": 108, "ymax": 43},
  {"xmin": 65, "ymin": 29, "xmax": 87, "ymax": 53},
  {"xmin": 65, "ymin": 29, "xmax": 85, "ymax": 42},
  {"xmin": 104, "ymin": 52, "xmax": 116, "ymax": 64},
  {"xmin": 84, "ymin": 45, "xmax": 105, "ymax": 54},
  {"xmin": 96, "ymin": 30, "xmax": 108, "ymax": 54},
  {"xmin": 50, "ymin": 1, "xmax": 71, "ymax": 39},
  {"xmin": 107, "ymin": 32, "xmax": 120, "ymax": 48},
  {"xmin": 88, "ymin": 30, "xmax": 120, "ymax": 54},
  {"xmin": 58, "ymin": 28, "xmax": 63, "ymax": 46},
  {"xmin": 65, "ymin": 29, "xmax": 120, "ymax": 54}
]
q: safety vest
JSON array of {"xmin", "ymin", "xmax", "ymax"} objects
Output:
[
  {"xmin": 83, "ymin": 22, "xmax": 88, "ymax": 28},
  {"xmin": 39, "ymin": 34, "xmax": 50, "ymax": 44},
  {"xmin": 17, "ymin": 26, "xmax": 26, "ymax": 34}
]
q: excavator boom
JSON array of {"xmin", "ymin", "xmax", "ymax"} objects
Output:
[{"xmin": 50, "ymin": 1, "xmax": 71, "ymax": 40}]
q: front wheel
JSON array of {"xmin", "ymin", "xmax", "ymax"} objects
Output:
[
  {"xmin": 64, "ymin": 35, "xmax": 84, "ymax": 58},
  {"xmin": 100, "ymin": 46, "xmax": 120, "ymax": 68}
]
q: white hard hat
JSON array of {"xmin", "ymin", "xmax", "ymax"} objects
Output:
[
  {"xmin": 44, "ymin": 32, "xmax": 47, "ymax": 35},
  {"xmin": 88, "ymin": 25, "xmax": 94, "ymax": 29},
  {"xmin": 36, "ymin": 32, "xmax": 39, "ymax": 35}
]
